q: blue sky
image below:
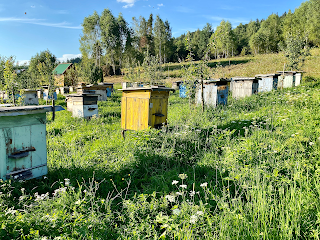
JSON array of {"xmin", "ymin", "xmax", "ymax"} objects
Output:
[{"xmin": 0, "ymin": 0, "xmax": 304, "ymax": 65}]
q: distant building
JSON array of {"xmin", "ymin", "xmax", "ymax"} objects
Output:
[{"xmin": 53, "ymin": 63, "xmax": 76, "ymax": 86}]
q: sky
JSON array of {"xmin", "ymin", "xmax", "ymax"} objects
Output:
[{"xmin": 0, "ymin": 0, "xmax": 305, "ymax": 65}]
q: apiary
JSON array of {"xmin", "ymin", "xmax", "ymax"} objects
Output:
[
  {"xmin": 277, "ymin": 71, "xmax": 296, "ymax": 89},
  {"xmin": 120, "ymin": 86, "xmax": 174, "ymax": 130},
  {"xmin": 0, "ymin": 105, "xmax": 64, "ymax": 180},
  {"xmin": 195, "ymin": 79, "xmax": 229, "ymax": 107},
  {"xmin": 66, "ymin": 94, "xmax": 99, "ymax": 119},
  {"xmin": 255, "ymin": 73, "xmax": 280, "ymax": 92},
  {"xmin": 231, "ymin": 77, "xmax": 259, "ymax": 99},
  {"xmin": 23, "ymin": 89, "xmax": 39, "ymax": 105}
]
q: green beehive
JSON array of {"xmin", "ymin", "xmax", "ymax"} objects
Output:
[{"xmin": 0, "ymin": 105, "xmax": 64, "ymax": 180}]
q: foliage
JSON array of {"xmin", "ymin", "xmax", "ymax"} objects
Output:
[
  {"xmin": 2, "ymin": 57, "xmax": 17, "ymax": 103},
  {"xmin": 283, "ymin": 33, "xmax": 310, "ymax": 70},
  {"xmin": 28, "ymin": 49, "xmax": 57, "ymax": 88}
]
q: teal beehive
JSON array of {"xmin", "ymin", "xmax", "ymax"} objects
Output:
[{"xmin": 0, "ymin": 105, "xmax": 64, "ymax": 180}]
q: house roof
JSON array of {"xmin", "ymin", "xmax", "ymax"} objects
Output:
[{"xmin": 53, "ymin": 63, "xmax": 73, "ymax": 75}]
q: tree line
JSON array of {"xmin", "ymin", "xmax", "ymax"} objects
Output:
[{"xmin": 1, "ymin": 0, "xmax": 319, "ymax": 97}]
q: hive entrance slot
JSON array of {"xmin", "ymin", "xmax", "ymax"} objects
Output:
[{"xmin": 8, "ymin": 147, "xmax": 36, "ymax": 159}]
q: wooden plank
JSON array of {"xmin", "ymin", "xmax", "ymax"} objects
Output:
[
  {"xmin": 122, "ymin": 91, "xmax": 151, "ymax": 99},
  {"xmin": 121, "ymin": 96, "xmax": 127, "ymax": 129}
]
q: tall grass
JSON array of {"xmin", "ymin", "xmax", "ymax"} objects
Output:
[{"xmin": 1, "ymin": 63, "xmax": 320, "ymax": 238}]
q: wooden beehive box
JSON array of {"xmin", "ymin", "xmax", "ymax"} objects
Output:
[
  {"xmin": 277, "ymin": 71, "xmax": 296, "ymax": 89},
  {"xmin": 231, "ymin": 77, "xmax": 259, "ymax": 99},
  {"xmin": 120, "ymin": 86, "xmax": 174, "ymax": 130},
  {"xmin": 98, "ymin": 83, "xmax": 114, "ymax": 97},
  {"xmin": 67, "ymin": 94, "xmax": 99, "ymax": 119},
  {"xmin": 0, "ymin": 105, "xmax": 64, "ymax": 180},
  {"xmin": 23, "ymin": 89, "xmax": 39, "ymax": 105},
  {"xmin": 172, "ymin": 81, "xmax": 183, "ymax": 90},
  {"xmin": 294, "ymin": 71, "xmax": 303, "ymax": 86},
  {"xmin": 255, "ymin": 73, "xmax": 280, "ymax": 92},
  {"xmin": 195, "ymin": 79, "xmax": 229, "ymax": 107}
]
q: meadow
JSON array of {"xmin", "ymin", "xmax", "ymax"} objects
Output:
[{"xmin": 1, "ymin": 51, "xmax": 320, "ymax": 239}]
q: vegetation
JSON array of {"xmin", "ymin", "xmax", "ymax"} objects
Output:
[{"xmin": 1, "ymin": 76, "xmax": 320, "ymax": 239}]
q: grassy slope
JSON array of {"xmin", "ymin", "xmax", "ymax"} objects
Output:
[
  {"xmin": 1, "ymin": 51, "xmax": 320, "ymax": 239},
  {"xmin": 110, "ymin": 48, "xmax": 320, "ymax": 84}
]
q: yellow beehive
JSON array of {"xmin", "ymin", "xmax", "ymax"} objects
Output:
[{"xmin": 120, "ymin": 86, "xmax": 174, "ymax": 130}]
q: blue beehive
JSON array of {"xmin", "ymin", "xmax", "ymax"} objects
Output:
[
  {"xmin": 179, "ymin": 84, "xmax": 187, "ymax": 98},
  {"xmin": 255, "ymin": 73, "xmax": 280, "ymax": 92},
  {"xmin": 195, "ymin": 79, "xmax": 229, "ymax": 107},
  {"xmin": 0, "ymin": 105, "xmax": 64, "ymax": 180}
]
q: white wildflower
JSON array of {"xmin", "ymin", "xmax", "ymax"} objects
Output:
[
  {"xmin": 189, "ymin": 191, "xmax": 195, "ymax": 197},
  {"xmin": 190, "ymin": 215, "xmax": 198, "ymax": 224},
  {"xmin": 196, "ymin": 211, "xmax": 204, "ymax": 216},
  {"xmin": 165, "ymin": 195, "xmax": 175, "ymax": 203},
  {"xmin": 5, "ymin": 208, "xmax": 17, "ymax": 215},
  {"xmin": 309, "ymin": 142, "xmax": 315, "ymax": 146},
  {"xmin": 172, "ymin": 180, "xmax": 179, "ymax": 185},
  {"xmin": 75, "ymin": 200, "xmax": 81, "ymax": 205},
  {"xmin": 172, "ymin": 208, "xmax": 181, "ymax": 215},
  {"xmin": 64, "ymin": 178, "xmax": 70, "ymax": 186},
  {"xmin": 179, "ymin": 184, "xmax": 187, "ymax": 189},
  {"xmin": 200, "ymin": 182, "xmax": 208, "ymax": 188},
  {"xmin": 176, "ymin": 192, "xmax": 183, "ymax": 196}
]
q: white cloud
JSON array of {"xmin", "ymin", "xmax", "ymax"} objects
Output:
[
  {"xmin": 57, "ymin": 54, "xmax": 82, "ymax": 63},
  {"xmin": 31, "ymin": 5, "xmax": 35, "ymax": 8},
  {"xmin": 17, "ymin": 60, "xmax": 30, "ymax": 66},
  {"xmin": 157, "ymin": 3, "xmax": 163, "ymax": 7},
  {"xmin": 0, "ymin": 17, "xmax": 81, "ymax": 29},
  {"xmin": 117, "ymin": 0, "xmax": 136, "ymax": 8}
]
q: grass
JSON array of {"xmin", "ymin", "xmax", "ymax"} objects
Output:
[{"xmin": 2, "ymin": 51, "xmax": 320, "ymax": 239}]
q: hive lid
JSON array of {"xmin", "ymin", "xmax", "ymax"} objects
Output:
[
  {"xmin": 98, "ymin": 82, "xmax": 114, "ymax": 86},
  {"xmin": 66, "ymin": 93, "xmax": 100, "ymax": 98},
  {"xmin": 119, "ymin": 86, "xmax": 175, "ymax": 92},
  {"xmin": 255, "ymin": 73, "xmax": 281, "ymax": 77},
  {"xmin": 0, "ymin": 105, "xmax": 65, "ymax": 117},
  {"xmin": 276, "ymin": 71, "xmax": 296, "ymax": 75},
  {"xmin": 232, "ymin": 77, "xmax": 259, "ymax": 81}
]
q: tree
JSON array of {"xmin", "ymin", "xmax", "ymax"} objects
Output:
[
  {"xmin": 283, "ymin": 33, "xmax": 309, "ymax": 70},
  {"xmin": 3, "ymin": 57, "xmax": 17, "ymax": 105},
  {"xmin": 249, "ymin": 14, "xmax": 282, "ymax": 53},
  {"xmin": 28, "ymin": 50, "xmax": 57, "ymax": 88},
  {"xmin": 79, "ymin": 11, "xmax": 102, "ymax": 66},
  {"xmin": 37, "ymin": 51, "xmax": 56, "ymax": 103},
  {"xmin": 210, "ymin": 20, "xmax": 235, "ymax": 58}
]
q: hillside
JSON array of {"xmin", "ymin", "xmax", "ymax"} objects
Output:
[
  {"xmin": 105, "ymin": 48, "xmax": 320, "ymax": 84},
  {"xmin": 1, "ymin": 52, "xmax": 320, "ymax": 238}
]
